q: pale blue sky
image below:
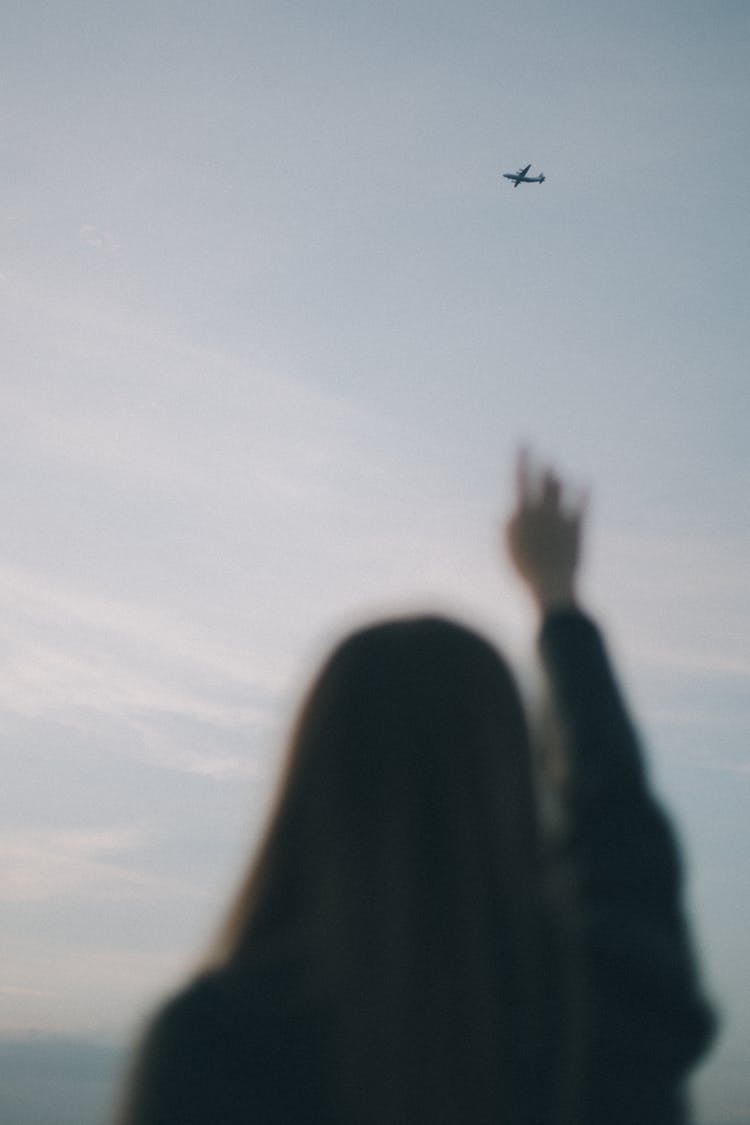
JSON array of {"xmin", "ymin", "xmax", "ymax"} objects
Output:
[{"xmin": 1, "ymin": 3, "xmax": 748, "ymax": 1122}]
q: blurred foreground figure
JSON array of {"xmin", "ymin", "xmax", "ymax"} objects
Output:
[{"xmin": 117, "ymin": 454, "xmax": 715, "ymax": 1125}]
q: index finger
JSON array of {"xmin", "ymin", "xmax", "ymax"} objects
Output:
[{"xmin": 515, "ymin": 446, "xmax": 533, "ymax": 505}]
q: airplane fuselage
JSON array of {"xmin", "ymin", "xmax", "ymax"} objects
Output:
[{"xmin": 503, "ymin": 164, "xmax": 546, "ymax": 187}]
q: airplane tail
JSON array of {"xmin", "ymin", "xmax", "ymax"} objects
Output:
[{"xmin": 539, "ymin": 174, "xmax": 546, "ymax": 183}]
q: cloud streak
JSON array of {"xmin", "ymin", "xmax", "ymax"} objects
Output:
[
  {"xmin": 79, "ymin": 224, "xmax": 120, "ymax": 253},
  {"xmin": 0, "ymin": 825, "xmax": 155, "ymax": 903},
  {"xmin": 0, "ymin": 565, "xmax": 285, "ymax": 780}
]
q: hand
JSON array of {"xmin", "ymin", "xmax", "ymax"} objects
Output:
[{"xmin": 505, "ymin": 449, "xmax": 586, "ymax": 613}]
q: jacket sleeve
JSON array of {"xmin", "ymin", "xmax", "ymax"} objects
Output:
[{"xmin": 539, "ymin": 608, "xmax": 716, "ymax": 1117}]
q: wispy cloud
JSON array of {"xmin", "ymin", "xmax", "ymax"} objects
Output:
[
  {"xmin": 0, "ymin": 565, "xmax": 288, "ymax": 785},
  {"xmin": 0, "ymin": 825, "xmax": 156, "ymax": 903},
  {"xmin": 0, "ymin": 564, "xmax": 287, "ymax": 698},
  {"xmin": 633, "ymin": 645, "xmax": 750, "ymax": 682},
  {"xmin": 0, "ymin": 986, "xmax": 58, "ymax": 999},
  {"xmin": 79, "ymin": 224, "xmax": 120, "ymax": 253},
  {"xmin": 0, "ymin": 946, "xmax": 199, "ymax": 1037}
]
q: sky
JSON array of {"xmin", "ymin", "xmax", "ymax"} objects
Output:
[{"xmin": 1, "ymin": 1, "xmax": 748, "ymax": 1122}]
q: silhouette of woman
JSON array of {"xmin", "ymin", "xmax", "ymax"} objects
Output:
[{"xmin": 117, "ymin": 454, "xmax": 714, "ymax": 1125}]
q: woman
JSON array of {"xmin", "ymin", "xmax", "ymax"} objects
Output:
[{"xmin": 117, "ymin": 455, "xmax": 715, "ymax": 1125}]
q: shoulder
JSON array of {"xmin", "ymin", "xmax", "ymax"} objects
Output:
[
  {"xmin": 124, "ymin": 973, "xmax": 238, "ymax": 1110},
  {"xmin": 140, "ymin": 970, "xmax": 232, "ymax": 1056},
  {"xmin": 122, "ymin": 961, "xmax": 331, "ymax": 1125},
  {"xmin": 147, "ymin": 959, "xmax": 314, "ymax": 1061}
]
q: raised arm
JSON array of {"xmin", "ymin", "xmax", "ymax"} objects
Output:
[{"xmin": 506, "ymin": 451, "xmax": 715, "ymax": 1123}]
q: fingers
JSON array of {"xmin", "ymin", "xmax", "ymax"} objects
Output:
[
  {"xmin": 515, "ymin": 447, "xmax": 561, "ymax": 510},
  {"xmin": 513, "ymin": 447, "xmax": 586, "ymax": 518},
  {"xmin": 515, "ymin": 446, "xmax": 532, "ymax": 505},
  {"xmin": 540, "ymin": 470, "xmax": 561, "ymax": 511},
  {"xmin": 515, "ymin": 446, "xmax": 549, "ymax": 508}
]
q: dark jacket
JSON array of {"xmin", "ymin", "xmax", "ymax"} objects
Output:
[
  {"xmin": 119, "ymin": 609, "xmax": 715, "ymax": 1124},
  {"xmin": 540, "ymin": 608, "xmax": 715, "ymax": 1123}
]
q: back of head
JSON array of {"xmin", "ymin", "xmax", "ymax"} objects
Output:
[{"xmin": 219, "ymin": 616, "xmax": 572, "ymax": 1124}]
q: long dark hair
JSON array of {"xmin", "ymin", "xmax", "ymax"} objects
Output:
[{"xmin": 214, "ymin": 616, "xmax": 582, "ymax": 1124}]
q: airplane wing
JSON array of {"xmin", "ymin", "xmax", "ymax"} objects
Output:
[{"xmin": 517, "ymin": 163, "xmax": 531, "ymax": 177}]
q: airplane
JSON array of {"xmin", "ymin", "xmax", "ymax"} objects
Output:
[{"xmin": 503, "ymin": 163, "xmax": 546, "ymax": 187}]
